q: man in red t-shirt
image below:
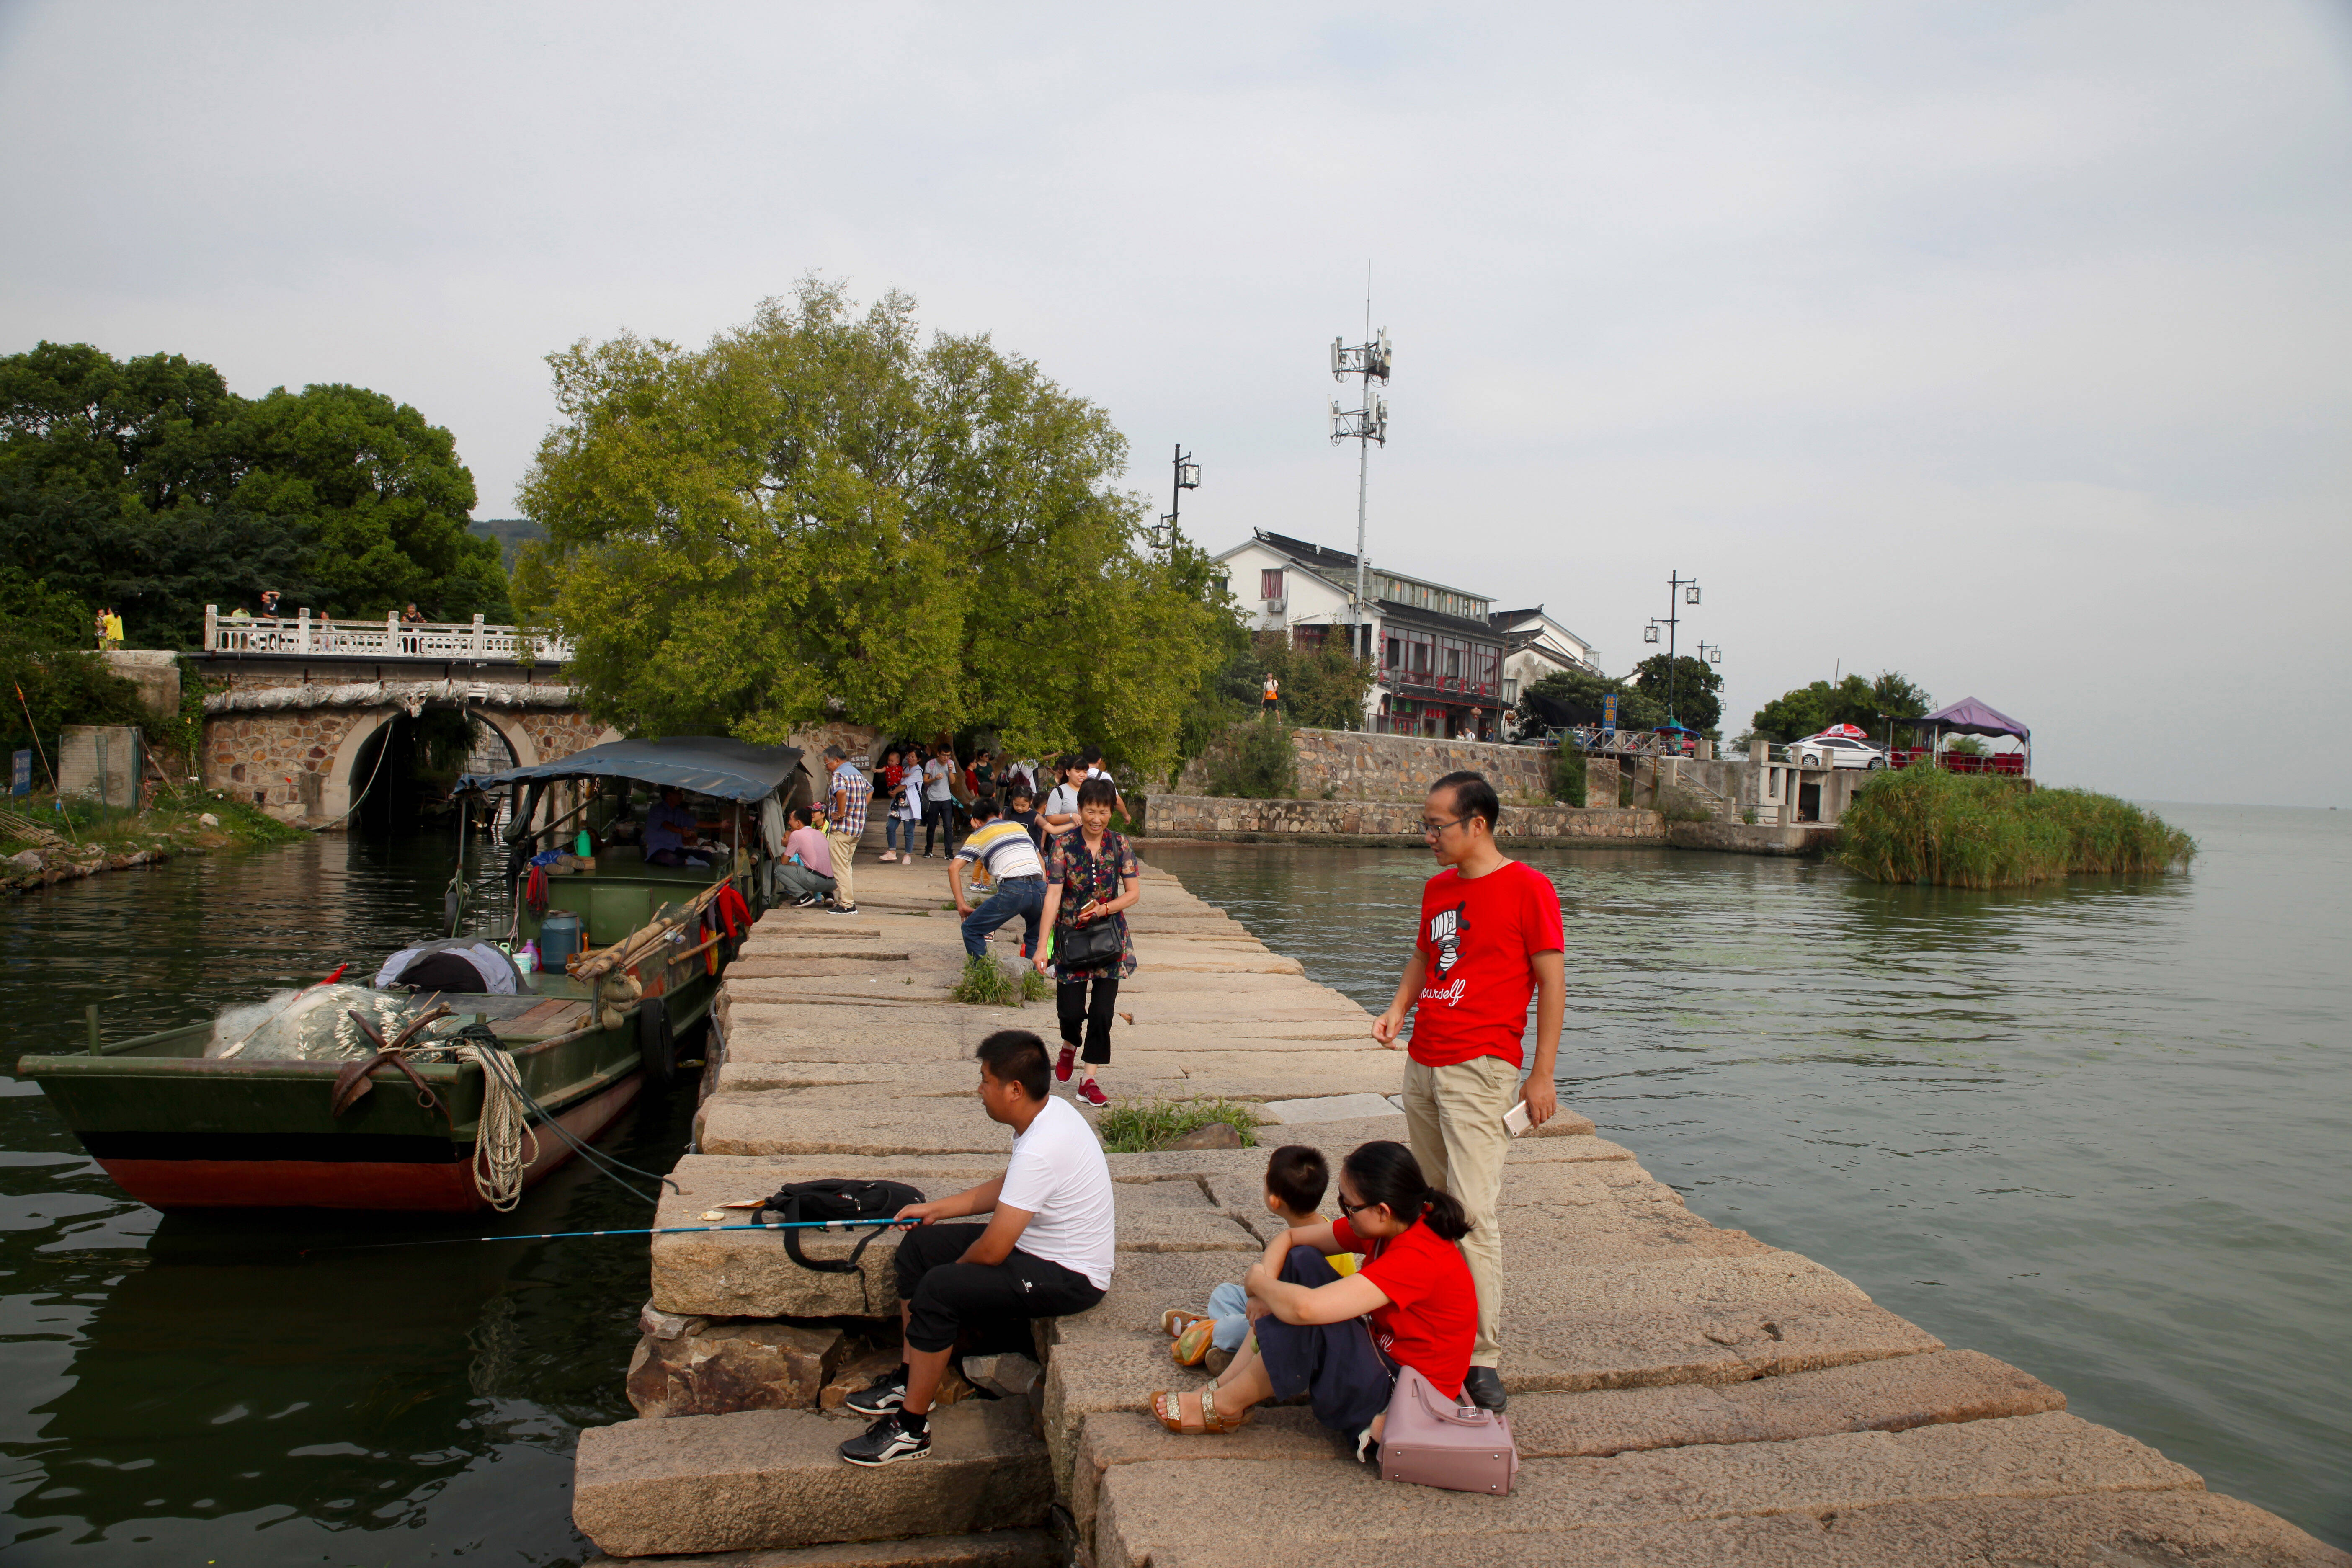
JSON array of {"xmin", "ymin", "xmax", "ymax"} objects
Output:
[{"xmin": 1371, "ymin": 769, "xmax": 1565, "ymax": 1412}]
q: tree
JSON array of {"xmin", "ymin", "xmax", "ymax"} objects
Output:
[
  {"xmin": 0, "ymin": 563, "xmax": 149, "ymax": 776},
  {"xmin": 1519, "ymin": 668, "xmax": 1662, "ymax": 735},
  {"xmin": 1750, "ymin": 670, "xmax": 1934, "ymax": 744},
  {"xmin": 0, "ymin": 342, "xmax": 508, "ymax": 647},
  {"xmin": 1628, "ymin": 652, "xmax": 1722, "ymax": 732},
  {"xmin": 513, "ymin": 281, "xmax": 1230, "ymax": 782},
  {"xmin": 1253, "ymin": 632, "xmax": 1377, "ymax": 732}
]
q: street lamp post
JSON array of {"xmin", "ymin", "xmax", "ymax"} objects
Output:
[
  {"xmin": 1644, "ymin": 571, "xmax": 1702, "ymax": 727},
  {"xmin": 1146, "ymin": 444, "xmax": 1200, "ymax": 551}
]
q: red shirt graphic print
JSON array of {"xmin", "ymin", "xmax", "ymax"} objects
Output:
[{"xmin": 1408, "ymin": 859, "xmax": 1563, "ymax": 1070}]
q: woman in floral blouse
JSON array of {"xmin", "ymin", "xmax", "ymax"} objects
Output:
[{"xmin": 1034, "ymin": 776, "xmax": 1140, "ymax": 1107}]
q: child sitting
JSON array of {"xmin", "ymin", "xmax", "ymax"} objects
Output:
[{"xmin": 1163, "ymin": 1145, "xmax": 1355, "ymax": 1367}]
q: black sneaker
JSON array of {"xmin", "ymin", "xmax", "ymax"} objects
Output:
[
  {"xmin": 838, "ymin": 1412, "xmax": 929, "ymax": 1467},
  {"xmin": 842, "ymin": 1370, "xmax": 908, "ymax": 1418}
]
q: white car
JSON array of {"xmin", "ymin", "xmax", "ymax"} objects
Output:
[{"xmin": 1794, "ymin": 733, "xmax": 1888, "ymax": 770}]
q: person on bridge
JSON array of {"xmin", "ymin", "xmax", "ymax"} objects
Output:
[
  {"xmin": 1369, "ymin": 769, "xmax": 1564, "ymax": 1415},
  {"xmin": 838, "ymin": 1029, "xmax": 1112, "ymax": 1467}
]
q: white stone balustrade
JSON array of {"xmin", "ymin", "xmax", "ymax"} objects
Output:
[{"xmin": 203, "ymin": 606, "xmax": 573, "ymax": 663}]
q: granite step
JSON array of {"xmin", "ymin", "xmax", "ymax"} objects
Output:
[
  {"xmin": 573, "ymin": 1401, "xmax": 1051, "ymax": 1559},
  {"xmin": 587, "ymin": 1529, "xmax": 1060, "ymax": 1568}
]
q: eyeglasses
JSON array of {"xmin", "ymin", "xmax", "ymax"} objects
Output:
[
  {"xmin": 1421, "ymin": 815, "xmax": 1466, "ymax": 838},
  {"xmin": 1336, "ymin": 1192, "xmax": 1370, "ymax": 1216}
]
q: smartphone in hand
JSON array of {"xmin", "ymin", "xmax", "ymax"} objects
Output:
[{"xmin": 1504, "ymin": 1100, "xmax": 1534, "ymax": 1138}]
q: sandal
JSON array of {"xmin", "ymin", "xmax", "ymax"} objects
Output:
[
  {"xmin": 1172, "ymin": 1317, "xmax": 1217, "ymax": 1366},
  {"xmin": 1149, "ymin": 1388, "xmax": 1251, "ymax": 1434},
  {"xmin": 1161, "ymin": 1309, "xmax": 1212, "ymax": 1338}
]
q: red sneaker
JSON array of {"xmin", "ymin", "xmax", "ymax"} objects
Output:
[
  {"xmin": 1055, "ymin": 1045, "xmax": 1076, "ymax": 1083},
  {"xmin": 1078, "ymin": 1079, "xmax": 1108, "ymax": 1108}
]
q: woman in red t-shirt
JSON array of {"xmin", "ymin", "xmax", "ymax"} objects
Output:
[{"xmin": 1149, "ymin": 1141, "xmax": 1477, "ymax": 1460}]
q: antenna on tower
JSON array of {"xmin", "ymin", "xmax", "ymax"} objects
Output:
[{"xmin": 1329, "ymin": 265, "xmax": 1390, "ymax": 684}]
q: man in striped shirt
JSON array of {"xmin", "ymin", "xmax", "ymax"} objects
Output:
[
  {"xmin": 952, "ymin": 796, "xmax": 1047, "ymax": 958},
  {"xmin": 823, "ymin": 745, "xmax": 871, "ymax": 915}
]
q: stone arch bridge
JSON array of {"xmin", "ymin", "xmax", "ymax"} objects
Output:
[{"xmin": 195, "ymin": 609, "xmax": 880, "ymax": 828}]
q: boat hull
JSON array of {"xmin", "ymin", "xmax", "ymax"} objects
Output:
[{"xmin": 86, "ymin": 1070, "xmax": 645, "ymax": 1212}]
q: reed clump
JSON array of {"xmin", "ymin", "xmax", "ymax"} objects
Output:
[{"xmin": 1837, "ymin": 766, "xmax": 2195, "ymax": 889}]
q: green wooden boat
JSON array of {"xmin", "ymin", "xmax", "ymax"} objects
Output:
[{"xmin": 16, "ymin": 738, "xmax": 801, "ymax": 1213}]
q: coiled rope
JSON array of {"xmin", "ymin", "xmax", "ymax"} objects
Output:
[{"xmin": 448, "ymin": 1037, "xmax": 538, "ymax": 1210}]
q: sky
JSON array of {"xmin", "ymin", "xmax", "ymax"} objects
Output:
[{"xmin": 2, "ymin": 2, "xmax": 2346, "ymax": 805}]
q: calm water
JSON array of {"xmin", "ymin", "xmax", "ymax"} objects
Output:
[
  {"xmin": 1149, "ymin": 802, "xmax": 2349, "ymax": 1549},
  {"xmin": 0, "ymin": 833, "xmax": 679, "ymax": 1565}
]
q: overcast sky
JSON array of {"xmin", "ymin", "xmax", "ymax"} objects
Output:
[{"xmin": 3, "ymin": 2, "xmax": 2346, "ymax": 804}]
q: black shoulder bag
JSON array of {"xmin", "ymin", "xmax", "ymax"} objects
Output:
[{"xmin": 762, "ymin": 1177, "xmax": 925, "ymax": 1274}]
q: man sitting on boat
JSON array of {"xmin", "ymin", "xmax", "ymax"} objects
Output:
[
  {"xmin": 643, "ymin": 787, "xmax": 710, "ymax": 868},
  {"xmin": 838, "ymin": 1029, "xmax": 1114, "ymax": 1467}
]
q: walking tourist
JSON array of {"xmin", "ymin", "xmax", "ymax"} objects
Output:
[
  {"xmin": 1370, "ymin": 769, "xmax": 1563, "ymax": 1413},
  {"xmin": 878, "ymin": 747, "xmax": 909, "ymax": 862},
  {"xmin": 838, "ymin": 1030, "xmax": 1113, "ymax": 1467},
  {"xmin": 921, "ymin": 742, "xmax": 957, "ymax": 858},
  {"xmin": 965, "ymin": 747, "xmax": 995, "ymax": 799},
  {"xmin": 1034, "ymin": 777, "xmax": 1139, "ymax": 1107},
  {"xmin": 773, "ymin": 803, "xmax": 837, "ymax": 906},
  {"xmin": 1006, "ymin": 780, "xmax": 1044, "ymax": 853},
  {"xmin": 1079, "ymin": 746, "xmax": 1125, "ymax": 818},
  {"xmin": 822, "ymin": 745, "xmax": 869, "ymax": 914},
  {"xmin": 1148, "ymin": 1139, "xmax": 1475, "ymax": 1462},
  {"xmin": 1039, "ymin": 755, "xmax": 1084, "ymax": 834},
  {"xmin": 893, "ymin": 761, "xmax": 925, "ymax": 866},
  {"xmin": 951, "ymin": 795, "xmax": 1047, "ymax": 959}
]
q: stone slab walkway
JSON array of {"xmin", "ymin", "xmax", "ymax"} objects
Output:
[{"xmin": 573, "ymin": 855, "xmax": 2347, "ymax": 1568}]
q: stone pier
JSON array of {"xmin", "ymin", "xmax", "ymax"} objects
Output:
[{"xmin": 568, "ymin": 859, "xmax": 2345, "ymax": 1567}]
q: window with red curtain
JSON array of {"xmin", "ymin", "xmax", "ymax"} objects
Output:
[{"xmin": 1260, "ymin": 568, "xmax": 1284, "ymax": 600}]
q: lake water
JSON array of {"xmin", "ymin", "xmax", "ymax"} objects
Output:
[
  {"xmin": 0, "ymin": 806, "xmax": 2342, "ymax": 1561},
  {"xmin": 1148, "ymin": 802, "xmax": 2349, "ymax": 1550}
]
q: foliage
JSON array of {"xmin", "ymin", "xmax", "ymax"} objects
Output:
[
  {"xmin": 1549, "ymin": 736, "xmax": 1586, "ymax": 807},
  {"xmin": 1837, "ymin": 767, "xmax": 2195, "ymax": 888},
  {"xmin": 1094, "ymin": 1098, "xmax": 1264, "ymax": 1154},
  {"xmin": 1657, "ymin": 786, "xmax": 1715, "ymax": 824},
  {"xmin": 514, "ymin": 281, "xmax": 1228, "ymax": 783},
  {"xmin": 1519, "ymin": 668, "xmax": 1662, "ymax": 735},
  {"xmin": 0, "ymin": 341, "xmax": 508, "ymax": 647},
  {"xmin": 1943, "ymin": 735, "xmax": 1988, "ymax": 756},
  {"xmin": 1254, "ymin": 632, "xmax": 1377, "ymax": 732},
  {"xmin": 1628, "ymin": 653, "xmax": 1723, "ymax": 733},
  {"xmin": 1198, "ymin": 718, "xmax": 1297, "ymax": 799},
  {"xmin": 1020, "ymin": 965, "xmax": 1053, "ymax": 1003},
  {"xmin": 1751, "ymin": 671, "xmax": 1932, "ymax": 745},
  {"xmin": 0, "ymin": 564, "xmax": 150, "ymax": 779},
  {"xmin": 950, "ymin": 954, "xmax": 1026, "ymax": 1007},
  {"xmin": 469, "ymin": 516, "xmax": 548, "ymax": 569}
]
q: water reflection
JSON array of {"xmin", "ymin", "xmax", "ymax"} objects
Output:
[{"xmin": 1149, "ymin": 805, "xmax": 2349, "ymax": 1550}]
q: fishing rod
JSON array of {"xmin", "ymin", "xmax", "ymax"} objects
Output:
[{"xmin": 305, "ymin": 1217, "xmax": 907, "ymax": 1254}]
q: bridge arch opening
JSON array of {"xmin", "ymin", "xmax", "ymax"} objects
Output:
[{"xmin": 331, "ymin": 707, "xmax": 541, "ymax": 834}]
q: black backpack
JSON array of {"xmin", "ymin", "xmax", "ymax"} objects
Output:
[{"xmin": 762, "ymin": 1178, "xmax": 925, "ymax": 1275}]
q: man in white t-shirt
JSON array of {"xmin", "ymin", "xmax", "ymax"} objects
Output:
[{"xmin": 839, "ymin": 1030, "xmax": 1114, "ymax": 1467}]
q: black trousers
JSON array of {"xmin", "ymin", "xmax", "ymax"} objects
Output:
[
  {"xmin": 893, "ymin": 1222, "xmax": 1104, "ymax": 1355},
  {"xmin": 1056, "ymin": 972, "xmax": 1119, "ymax": 1065},
  {"xmin": 923, "ymin": 799, "xmax": 955, "ymax": 854},
  {"xmin": 1255, "ymin": 1246, "xmax": 1400, "ymax": 1435}
]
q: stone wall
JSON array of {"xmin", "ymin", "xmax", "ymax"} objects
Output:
[
  {"xmin": 100, "ymin": 650, "xmax": 182, "ymax": 720},
  {"xmin": 1667, "ymin": 820, "xmax": 1839, "ymax": 856},
  {"xmin": 1141, "ymin": 793, "xmax": 1665, "ymax": 845},
  {"xmin": 201, "ymin": 704, "xmax": 614, "ymax": 825},
  {"xmin": 1180, "ymin": 727, "xmax": 1555, "ymax": 803}
]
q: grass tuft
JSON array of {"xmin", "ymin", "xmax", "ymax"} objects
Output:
[
  {"xmin": 1093, "ymin": 1098, "xmax": 1265, "ymax": 1154},
  {"xmin": 1020, "ymin": 966, "xmax": 1053, "ymax": 1003},
  {"xmin": 1837, "ymin": 767, "xmax": 2195, "ymax": 888},
  {"xmin": 949, "ymin": 954, "xmax": 1024, "ymax": 1007}
]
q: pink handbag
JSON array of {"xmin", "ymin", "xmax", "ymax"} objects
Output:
[{"xmin": 1378, "ymin": 1364, "xmax": 1519, "ymax": 1495}]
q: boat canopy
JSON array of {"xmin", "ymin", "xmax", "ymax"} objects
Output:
[{"xmin": 457, "ymin": 735, "xmax": 805, "ymax": 804}]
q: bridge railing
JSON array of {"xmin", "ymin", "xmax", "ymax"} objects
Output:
[{"xmin": 203, "ymin": 606, "xmax": 573, "ymax": 663}]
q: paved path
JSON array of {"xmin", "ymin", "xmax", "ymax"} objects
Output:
[{"xmin": 572, "ymin": 855, "xmax": 2346, "ymax": 1567}]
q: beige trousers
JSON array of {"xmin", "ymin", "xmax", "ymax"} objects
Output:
[
  {"xmin": 1400, "ymin": 1052, "xmax": 1517, "ymax": 1368},
  {"xmin": 825, "ymin": 830, "xmax": 857, "ymax": 908}
]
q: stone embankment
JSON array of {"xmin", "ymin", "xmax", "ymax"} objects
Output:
[
  {"xmin": 1143, "ymin": 794, "xmax": 1663, "ymax": 846},
  {"xmin": 568, "ymin": 860, "xmax": 2347, "ymax": 1568}
]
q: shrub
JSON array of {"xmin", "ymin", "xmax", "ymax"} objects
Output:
[
  {"xmin": 1093, "ymin": 1098, "xmax": 1265, "ymax": 1153},
  {"xmin": 1837, "ymin": 767, "xmax": 2195, "ymax": 888},
  {"xmin": 1656, "ymin": 786, "xmax": 1713, "ymax": 824},
  {"xmin": 1550, "ymin": 738, "xmax": 1586, "ymax": 807},
  {"xmin": 1020, "ymin": 966, "xmax": 1052, "ymax": 1003},
  {"xmin": 1200, "ymin": 719, "xmax": 1296, "ymax": 799}
]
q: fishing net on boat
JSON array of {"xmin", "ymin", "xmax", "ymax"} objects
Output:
[{"xmin": 204, "ymin": 984, "xmax": 465, "ymax": 1062}]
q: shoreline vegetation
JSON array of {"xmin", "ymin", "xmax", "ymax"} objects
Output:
[
  {"xmin": 2, "ymin": 786, "xmax": 306, "ymax": 895},
  {"xmin": 1838, "ymin": 767, "xmax": 2195, "ymax": 888}
]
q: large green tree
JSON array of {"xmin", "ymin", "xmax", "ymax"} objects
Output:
[
  {"xmin": 1628, "ymin": 652, "xmax": 1723, "ymax": 732},
  {"xmin": 1517, "ymin": 668, "xmax": 1663, "ymax": 735},
  {"xmin": 0, "ymin": 342, "xmax": 508, "ymax": 646},
  {"xmin": 1750, "ymin": 671, "xmax": 1933, "ymax": 744},
  {"xmin": 513, "ymin": 281, "xmax": 1233, "ymax": 781}
]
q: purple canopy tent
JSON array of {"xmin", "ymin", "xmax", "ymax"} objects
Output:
[{"xmin": 1915, "ymin": 696, "xmax": 2030, "ymax": 775}]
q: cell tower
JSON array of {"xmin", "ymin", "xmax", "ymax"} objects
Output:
[{"xmin": 1330, "ymin": 297, "xmax": 1392, "ymax": 659}]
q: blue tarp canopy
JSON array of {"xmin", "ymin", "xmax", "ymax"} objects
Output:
[{"xmin": 457, "ymin": 736, "xmax": 804, "ymax": 803}]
